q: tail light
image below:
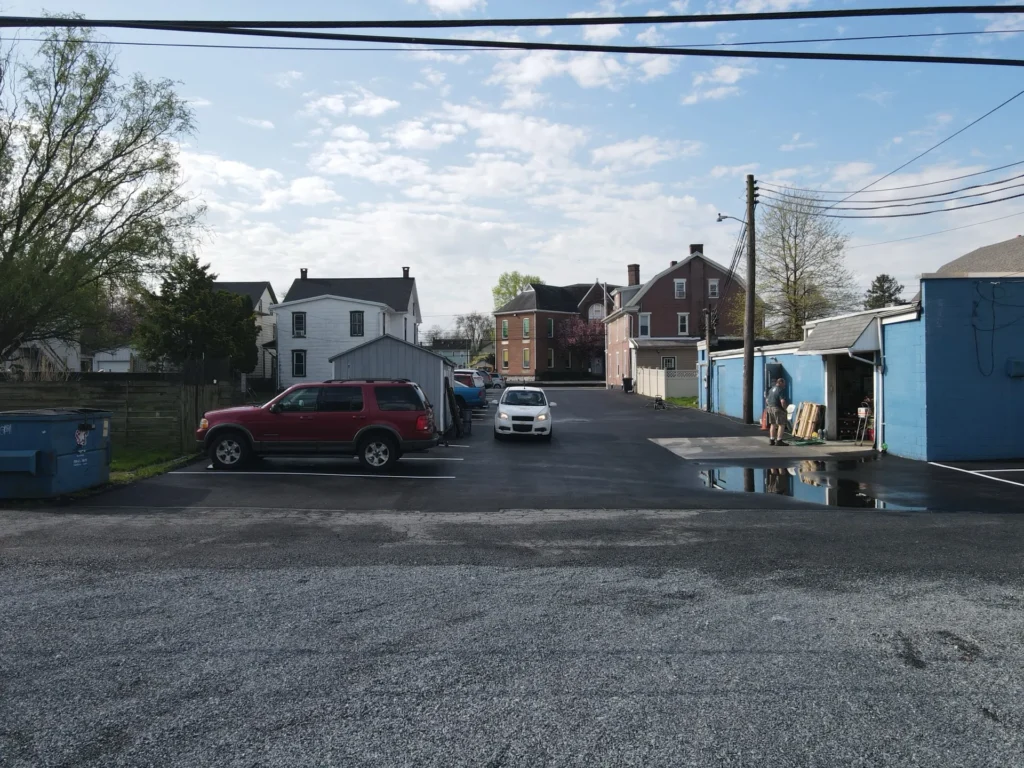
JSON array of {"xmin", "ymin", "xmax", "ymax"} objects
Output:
[{"xmin": 416, "ymin": 414, "xmax": 430, "ymax": 432}]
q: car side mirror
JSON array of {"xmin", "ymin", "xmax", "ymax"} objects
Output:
[
  {"xmin": 269, "ymin": 403, "xmax": 281, "ymax": 414},
  {"xmin": 549, "ymin": 402, "xmax": 557, "ymax": 407}
]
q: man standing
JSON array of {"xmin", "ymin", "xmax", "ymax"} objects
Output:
[{"xmin": 765, "ymin": 377, "xmax": 789, "ymax": 446}]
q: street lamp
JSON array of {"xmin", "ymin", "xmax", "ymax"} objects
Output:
[{"xmin": 716, "ymin": 213, "xmax": 743, "ymax": 224}]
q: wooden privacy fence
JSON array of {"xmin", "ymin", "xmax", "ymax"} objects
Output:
[
  {"xmin": 0, "ymin": 376, "xmax": 237, "ymax": 453},
  {"xmin": 634, "ymin": 367, "xmax": 699, "ymax": 399}
]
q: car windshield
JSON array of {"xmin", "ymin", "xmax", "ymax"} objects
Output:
[{"xmin": 503, "ymin": 390, "xmax": 546, "ymax": 407}]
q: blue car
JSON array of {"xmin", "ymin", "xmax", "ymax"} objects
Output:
[{"xmin": 454, "ymin": 372, "xmax": 488, "ymax": 409}]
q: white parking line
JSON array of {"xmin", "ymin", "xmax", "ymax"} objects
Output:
[
  {"xmin": 401, "ymin": 456, "xmax": 464, "ymax": 461},
  {"xmin": 930, "ymin": 462, "xmax": 1024, "ymax": 488},
  {"xmin": 175, "ymin": 471, "xmax": 456, "ymax": 480},
  {"xmin": 976, "ymin": 468, "xmax": 1024, "ymax": 473}
]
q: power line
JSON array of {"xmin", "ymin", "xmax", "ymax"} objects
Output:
[
  {"xmin": 818, "ymin": 88, "xmax": 1024, "ymax": 211},
  {"xmin": 762, "ymin": 188, "xmax": 1024, "ymax": 218},
  {"xmin": 845, "ymin": 211, "xmax": 1024, "ymax": 249},
  {"xmin": 8, "ymin": 28, "xmax": 1024, "ymax": 53},
  {"xmin": 760, "ymin": 176, "xmax": 1024, "ymax": 209},
  {"xmin": 7, "ymin": 19, "xmax": 1024, "ymax": 69},
  {"xmin": 760, "ymin": 160, "xmax": 1024, "ymax": 195},
  {"xmin": 6, "ymin": 6, "xmax": 1021, "ymax": 30}
]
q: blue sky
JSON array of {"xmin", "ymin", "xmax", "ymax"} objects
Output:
[{"xmin": 6, "ymin": 0, "xmax": 1024, "ymax": 329}]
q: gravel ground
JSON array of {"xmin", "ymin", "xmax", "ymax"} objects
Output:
[{"xmin": 2, "ymin": 506, "xmax": 1023, "ymax": 767}]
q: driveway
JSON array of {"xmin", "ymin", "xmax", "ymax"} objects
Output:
[{"xmin": 3, "ymin": 389, "xmax": 1024, "ymax": 767}]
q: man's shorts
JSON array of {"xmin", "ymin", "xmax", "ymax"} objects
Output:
[{"xmin": 767, "ymin": 406, "xmax": 787, "ymax": 427}]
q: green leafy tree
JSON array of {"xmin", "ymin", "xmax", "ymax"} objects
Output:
[
  {"xmin": 134, "ymin": 256, "xmax": 258, "ymax": 372},
  {"xmin": 864, "ymin": 274, "xmax": 906, "ymax": 309},
  {"xmin": 492, "ymin": 271, "xmax": 543, "ymax": 310},
  {"xmin": 0, "ymin": 24, "xmax": 201, "ymax": 362}
]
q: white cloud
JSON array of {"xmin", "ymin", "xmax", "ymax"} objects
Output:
[
  {"xmin": 830, "ymin": 161, "xmax": 875, "ymax": 183},
  {"xmin": 633, "ymin": 55, "xmax": 676, "ymax": 81},
  {"xmin": 272, "ymin": 70, "xmax": 304, "ymax": 89},
  {"xmin": 979, "ymin": 12, "xmax": 1024, "ymax": 37},
  {"xmin": 410, "ymin": 50, "xmax": 472, "ymax": 64},
  {"xmin": 779, "ymin": 133, "xmax": 816, "ymax": 152},
  {"xmin": 444, "ymin": 104, "xmax": 587, "ymax": 162},
  {"xmin": 311, "ymin": 137, "xmax": 431, "ymax": 184},
  {"xmin": 332, "ymin": 125, "xmax": 370, "ymax": 140},
  {"xmin": 423, "ymin": 68, "xmax": 446, "ymax": 86},
  {"xmin": 712, "ymin": 0, "xmax": 811, "ymax": 11},
  {"xmin": 387, "ymin": 120, "xmax": 467, "ymax": 150},
  {"xmin": 414, "ymin": 0, "xmax": 485, "ymax": 11},
  {"xmin": 682, "ymin": 85, "xmax": 739, "ymax": 105},
  {"xmin": 303, "ymin": 89, "xmax": 400, "ymax": 118},
  {"xmin": 636, "ymin": 25, "xmax": 665, "ymax": 45},
  {"xmin": 859, "ymin": 89, "xmax": 895, "ymax": 106},
  {"xmin": 238, "ymin": 117, "xmax": 275, "ymax": 130},
  {"xmin": 683, "ymin": 64, "xmax": 755, "ymax": 105},
  {"xmin": 591, "ymin": 137, "xmax": 702, "ymax": 169},
  {"xmin": 187, "ymin": 97, "xmax": 212, "ymax": 108},
  {"xmin": 710, "ymin": 163, "xmax": 758, "ymax": 178},
  {"xmin": 487, "ymin": 51, "xmax": 631, "ymax": 109}
]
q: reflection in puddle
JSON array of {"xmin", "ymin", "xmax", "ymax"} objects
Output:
[{"xmin": 700, "ymin": 460, "xmax": 926, "ymax": 510}]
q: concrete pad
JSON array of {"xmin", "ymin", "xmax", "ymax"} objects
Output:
[{"xmin": 651, "ymin": 436, "xmax": 875, "ymax": 461}]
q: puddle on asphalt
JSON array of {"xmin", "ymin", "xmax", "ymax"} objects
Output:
[{"xmin": 700, "ymin": 458, "xmax": 926, "ymax": 510}]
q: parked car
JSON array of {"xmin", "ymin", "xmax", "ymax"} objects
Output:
[
  {"xmin": 453, "ymin": 372, "xmax": 487, "ymax": 409},
  {"xmin": 196, "ymin": 380, "xmax": 439, "ymax": 471},
  {"xmin": 474, "ymin": 369, "xmax": 494, "ymax": 388},
  {"xmin": 485, "ymin": 371, "xmax": 504, "ymax": 388},
  {"xmin": 494, "ymin": 386, "xmax": 554, "ymax": 441}
]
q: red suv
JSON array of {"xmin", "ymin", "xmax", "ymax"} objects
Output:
[{"xmin": 196, "ymin": 380, "xmax": 439, "ymax": 471}]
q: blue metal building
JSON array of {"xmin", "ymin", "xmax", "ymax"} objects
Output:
[{"xmin": 699, "ymin": 240, "xmax": 1024, "ymax": 462}]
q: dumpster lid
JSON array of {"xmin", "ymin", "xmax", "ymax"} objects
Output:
[{"xmin": 0, "ymin": 408, "xmax": 113, "ymax": 419}]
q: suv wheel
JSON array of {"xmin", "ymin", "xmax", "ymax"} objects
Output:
[
  {"xmin": 358, "ymin": 434, "xmax": 398, "ymax": 471},
  {"xmin": 210, "ymin": 430, "xmax": 250, "ymax": 470}
]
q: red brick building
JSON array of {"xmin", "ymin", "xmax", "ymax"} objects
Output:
[
  {"xmin": 605, "ymin": 245, "xmax": 746, "ymax": 389},
  {"xmin": 494, "ymin": 281, "xmax": 616, "ymax": 381}
]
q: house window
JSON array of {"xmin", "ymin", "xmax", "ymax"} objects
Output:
[
  {"xmin": 662, "ymin": 356, "xmax": 677, "ymax": 370},
  {"xmin": 502, "ymin": 349, "xmax": 509, "ymax": 369},
  {"xmin": 523, "ymin": 317, "xmax": 531, "ymax": 339},
  {"xmin": 616, "ymin": 351, "xmax": 621, "ymax": 376},
  {"xmin": 588, "ymin": 303, "xmax": 605, "ymax": 321},
  {"xmin": 708, "ymin": 279, "xmax": 720, "ymax": 299},
  {"xmin": 523, "ymin": 348, "xmax": 531, "ymax": 369},
  {"xmin": 501, "ymin": 319, "xmax": 508, "ymax": 339},
  {"xmin": 547, "ymin": 348, "xmax": 554, "ymax": 368},
  {"xmin": 566, "ymin": 351, "xmax": 572, "ymax": 369},
  {"xmin": 677, "ymin": 313, "xmax": 690, "ymax": 335},
  {"xmin": 292, "ymin": 312, "xmax": 306, "ymax": 338},
  {"xmin": 547, "ymin": 318, "xmax": 554, "ymax": 338},
  {"xmin": 674, "ymin": 279, "xmax": 687, "ymax": 299},
  {"xmin": 404, "ymin": 317, "xmax": 408, "ymax": 341},
  {"xmin": 292, "ymin": 349, "xmax": 307, "ymax": 378},
  {"xmin": 639, "ymin": 313, "xmax": 651, "ymax": 338},
  {"xmin": 350, "ymin": 311, "xmax": 364, "ymax": 337}
]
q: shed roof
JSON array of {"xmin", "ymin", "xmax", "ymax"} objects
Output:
[
  {"xmin": 328, "ymin": 334, "xmax": 452, "ymax": 364},
  {"xmin": 799, "ymin": 306, "xmax": 912, "ymax": 353},
  {"xmin": 936, "ymin": 236, "xmax": 1024, "ymax": 275},
  {"xmin": 283, "ymin": 277, "xmax": 414, "ymax": 311}
]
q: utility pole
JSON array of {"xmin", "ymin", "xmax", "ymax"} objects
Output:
[
  {"xmin": 743, "ymin": 173, "xmax": 758, "ymax": 425},
  {"xmin": 703, "ymin": 307, "xmax": 712, "ymax": 412}
]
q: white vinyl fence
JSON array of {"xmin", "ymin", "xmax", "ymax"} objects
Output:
[{"xmin": 634, "ymin": 367, "xmax": 699, "ymax": 399}]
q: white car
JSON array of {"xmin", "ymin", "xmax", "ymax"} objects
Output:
[{"xmin": 494, "ymin": 386, "xmax": 554, "ymax": 440}]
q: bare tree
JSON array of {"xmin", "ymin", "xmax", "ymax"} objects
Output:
[
  {"xmin": 756, "ymin": 190, "xmax": 860, "ymax": 339},
  {"xmin": 0, "ymin": 24, "xmax": 201, "ymax": 361},
  {"xmin": 422, "ymin": 324, "xmax": 445, "ymax": 344},
  {"xmin": 454, "ymin": 312, "xmax": 493, "ymax": 355}
]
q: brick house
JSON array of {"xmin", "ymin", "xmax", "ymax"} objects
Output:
[
  {"xmin": 605, "ymin": 244, "xmax": 745, "ymax": 389},
  {"xmin": 494, "ymin": 281, "xmax": 617, "ymax": 381}
]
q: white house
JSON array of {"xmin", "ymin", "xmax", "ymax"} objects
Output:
[
  {"xmin": 272, "ymin": 267, "xmax": 422, "ymax": 389},
  {"xmin": 91, "ymin": 346, "xmax": 135, "ymax": 372},
  {"xmin": 213, "ymin": 281, "xmax": 278, "ymax": 380}
]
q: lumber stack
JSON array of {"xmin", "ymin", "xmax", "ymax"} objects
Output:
[{"xmin": 791, "ymin": 402, "xmax": 825, "ymax": 439}]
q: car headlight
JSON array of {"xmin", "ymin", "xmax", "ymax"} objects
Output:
[
  {"xmin": 536, "ymin": 413, "xmax": 548, "ymax": 421},
  {"xmin": 199, "ymin": 418, "xmax": 209, "ymax": 429},
  {"xmin": 499, "ymin": 412, "xmax": 509, "ymax": 420}
]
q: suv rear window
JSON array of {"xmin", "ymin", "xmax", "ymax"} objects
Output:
[
  {"xmin": 320, "ymin": 386, "xmax": 364, "ymax": 412},
  {"xmin": 374, "ymin": 386, "xmax": 425, "ymax": 411}
]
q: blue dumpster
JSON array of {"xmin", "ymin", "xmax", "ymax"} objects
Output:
[{"xmin": 0, "ymin": 408, "xmax": 113, "ymax": 499}]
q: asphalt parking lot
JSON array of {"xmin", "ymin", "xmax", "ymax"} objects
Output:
[
  {"xmin": 3, "ymin": 389, "xmax": 1024, "ymax": 767},
  {"xmin": 69, "ymin": 387, "xmax": 1024, "ymax": 514}
]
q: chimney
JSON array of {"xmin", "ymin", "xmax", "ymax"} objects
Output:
[
  {"xmin": 690, "ymin": 244, "xmax": 703, "ymax": 255},
  {"xmin": 402, "ymin": 266, "xmax": 410, "ymax": 278},
  {"xmin": 670, "ymin": 260, "xmax": 677, "ymax": 267},
  {"xmin": 300, "ymin": 268, "xmax": 308, "ymax": 280},
  {"xmin": 627, "ymin": 264, "xmax": 640, "ymax": 286}
]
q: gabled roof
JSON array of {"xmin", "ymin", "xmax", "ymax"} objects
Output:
[
  {"xmin": 213, "ymin": 281, "xmax": 277, "ymax": 307},
  {"xmin": 494, "ymin": 280, "xmax": 614, "ymax": 314},
  {"xmin": 936, "ymin": 236, "xmax": 1024, "ymax": 275},
  {"xmin": 625, "ymin": 251, "xmax": 743, "ymax": 309},
  {"xmin": 282, "ymin": 277, "xmax": 414, "ymax": 312},
  {"xmin": 328, "ymin": 333, "xmax": 452, "ymax": 364},
  {"xmin": 799, "ymin": 305, "xmax": 916, "ymax": 353}
]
